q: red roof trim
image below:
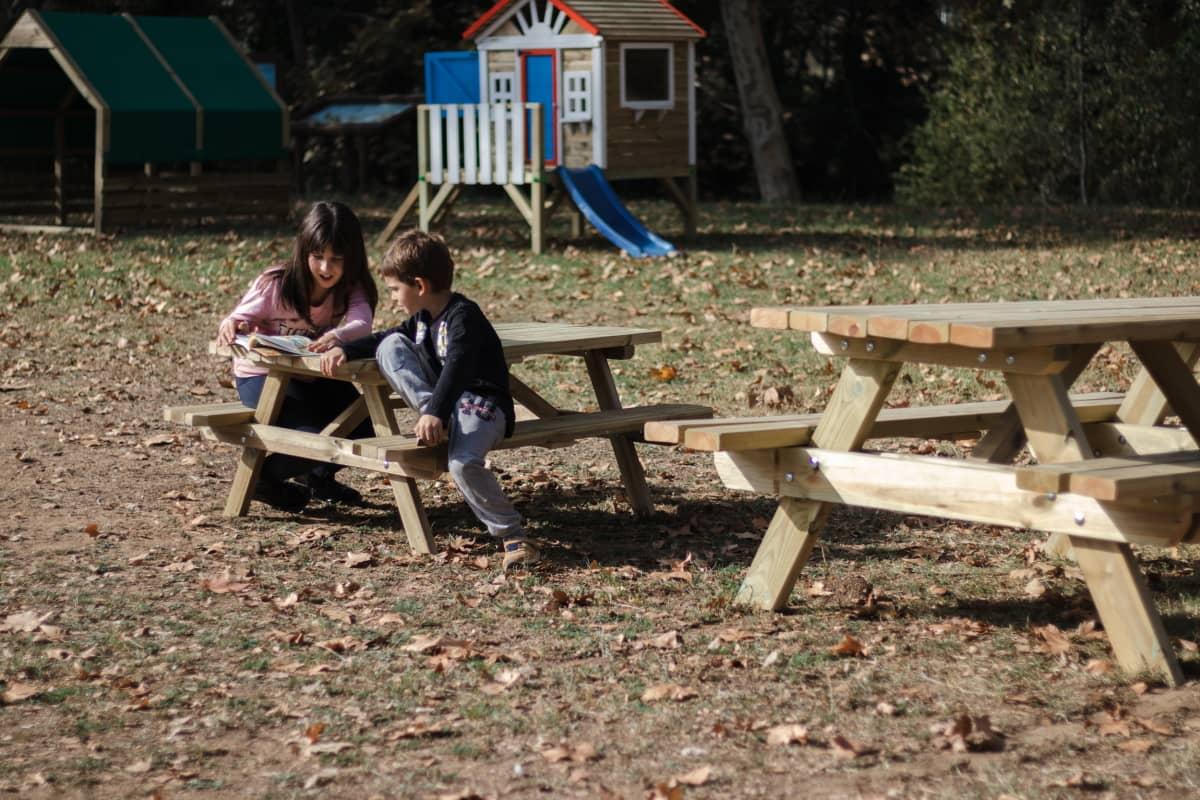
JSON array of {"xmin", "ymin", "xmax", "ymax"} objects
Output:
[
  {"xmin": 463, "ymin": 0, "xmax": 513, "ymax": 40},
  {"xmin": 657, "ymin": 0, "xmax": 706, "ymax": 36},
  {"xmin": 552, "ymin": 0, "xmax": 599, "ymax": 35},
  {"xmin": 464, "ymin": 0, "xmax": 600, "ymax": 39}
]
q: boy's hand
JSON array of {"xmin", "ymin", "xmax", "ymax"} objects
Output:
[
  {"xmin": 308, "ymin": 331, "xmax": 341, "ymax": 353},
  {"xmin": 217, "ymin": 318, "xmax": 249, "ymax": 346},
  {"xmin": 319, "ymin": 346, "xmax": 346, "ymax": 377},
  {"xmin": 414, "ymin": 414, "xmax": 445, "ymax": 446}
]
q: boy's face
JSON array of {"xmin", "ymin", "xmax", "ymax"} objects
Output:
[{"xmin": 385, "ymin": 275, "xmax": 424, "ymax": 316}]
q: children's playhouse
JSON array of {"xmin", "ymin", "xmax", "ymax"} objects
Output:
[{"xmin": 380, "ymin": 0, "xmax": 705, "ymax": 255}]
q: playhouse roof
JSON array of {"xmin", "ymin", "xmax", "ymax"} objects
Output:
[
  {"xmin": 0, "ymin": 10, "xmax": 287, "ymax": 164},
  {"xmin": 464, "ymin": 0, "xmax": 705, "ymax": 42}
]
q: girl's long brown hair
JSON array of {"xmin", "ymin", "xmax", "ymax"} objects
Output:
[{"xmin": 276, "ymin": 201, "xmax": 378, "ymax": 327}]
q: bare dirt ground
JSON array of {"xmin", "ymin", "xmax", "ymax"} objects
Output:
[{"xmin": 2, "ymin": 202, "xmax": 1199, "ymax": 799}]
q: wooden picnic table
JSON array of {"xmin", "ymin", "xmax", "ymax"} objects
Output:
[
  {"xmin": 166, "ymin": 321, "xmax": 710, "ymax": 556},
  {"xmin": 649, "ymin": 297, "xmax": 1200, "ymax": 686}
]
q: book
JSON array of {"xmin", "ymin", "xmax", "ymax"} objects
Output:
[{"xmin": 233, "ymin": 333, "xmax": 317, "ymax": 357}]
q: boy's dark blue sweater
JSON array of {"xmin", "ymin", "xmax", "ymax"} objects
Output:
[{"xmin": 342, "ymin": 293, "xmax": 515, "ymax": 437}]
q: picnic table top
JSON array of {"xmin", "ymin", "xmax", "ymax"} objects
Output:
[
  {"xmin": 751, "ymin": 296, "xmax": 1200, "ymax": 349},
  {"xmin": 212, "ymin": 321, "xmax": 662, "ymax": 374}
]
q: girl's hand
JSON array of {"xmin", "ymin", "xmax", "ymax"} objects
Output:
[
  {"xmin": 414, "ymin": 414, "xmax": 445, "ymax": 446},
  {"xmin": 319, "ymin": 347, "xmax": 346, "ymax": 377},
  {"xmin": 307, "ymin": 331, "xmax": 341, "ymax": 353},
  {"xmin": 217, "ymin": 318, "xmax": 249, "ymax": 346}
]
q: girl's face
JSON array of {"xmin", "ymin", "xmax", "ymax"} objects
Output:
[{"xmin": 308, "ymin": 245, "xmax": 345, "ymax": 296}]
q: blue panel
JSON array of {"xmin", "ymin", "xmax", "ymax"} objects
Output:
[
  {"xmin": 523, "ymin": 54, "xmax": 555, "ymax": 162},
  {"xmin": 424, "ymin": 51, "xmax": 480, "ymax": 104}
]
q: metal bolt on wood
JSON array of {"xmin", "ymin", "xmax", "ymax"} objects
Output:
[
  {"xmin": 840, "ymin": 340, "xmax": 849, "ymax": 350},
  {"xmin": 784, "ymin": 472, "xmax": 795, "ymax": 482},
  {"xmin": 977, "ymin": 352, "xmax": 987, "ymax": 363},
  {"xmin": 1005, "ymin": 355, "xmax": 1016, "ymax": 365},
  {"xmin": 1074, "ymin": 511, "xmax": 1086, "ymax": 525},
  {"xmin": 865, "ymin": 341, "xmax": 875, "ymax": 352},
  {"xmin": 808, "ymin": 456, "xmax": 820, "ymax": 470}
]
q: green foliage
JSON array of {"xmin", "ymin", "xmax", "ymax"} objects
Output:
[{"xmin": 898, "ymin": 0, "xmax": 1200, "ymax": 206}]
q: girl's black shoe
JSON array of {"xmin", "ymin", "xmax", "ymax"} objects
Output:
[
  {"xmin": 302, "ymin": 473, "xmax": 365, "ymax": 506},
  {"xmin": 253, "ymin": 477, "xmax": 311, "ymax": 512}
]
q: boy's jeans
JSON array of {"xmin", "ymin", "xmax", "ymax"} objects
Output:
[{"xmin": 376, "ymin": 332, "xmax": 524, "ymax": 540}]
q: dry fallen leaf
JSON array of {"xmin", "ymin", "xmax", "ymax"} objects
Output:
[
  {"xmin": 305, "ymin": 722, "xmax": 326, "ymax": 743},
  {"xmin": 829, "ymin": 734, "xmax": 878, "ymax": 759},
  {"xmin": 765, "ymin": 724, "xmax": 809, "ymax": 746},
  {"xmin": 675, "ymin": 765, "xmax": 713, "ymax": 786},
  {"xmin": 344, "ymin": 552, "xmax": 373, "ymax": 568},
  {"xmin": 830, "ymin": 634, "xmax": 866, "ymax": 657},
  {"xmin": 641, "ymin": 683, "xmax": 698, "ymax": 703},
  {"xmin": 1, "ymin": 682, "xmax": 42, "ymax": 704}
]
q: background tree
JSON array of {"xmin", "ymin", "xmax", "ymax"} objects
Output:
[
  {"xmin": 718, "ymin": 0, "xmax": 799, "ymax": 202},
  {"xmin": 897, "ymin": 0, "xmax": 1200, "ymax": 206}
]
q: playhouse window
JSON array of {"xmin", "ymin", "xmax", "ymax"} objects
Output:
[
  {"xmin": 490, "ymin": 71, "xmax": 515, "ymax": 105},
  {"xmin": 620, "ymin": 44, "xmax": 673, "ymax": 110},
  {"xmin": 562, "ymin": 70, "xmax": 592, "ymax": 122}
]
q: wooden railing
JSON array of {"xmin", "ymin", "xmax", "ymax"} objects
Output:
[{"xmin": 418, "ymin": 103, "xmax": 544, "ymax": 186}]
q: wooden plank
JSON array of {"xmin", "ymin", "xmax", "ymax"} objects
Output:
[
  {"xmin": 1083, "ymin": 420, "xmax": 1197, "ymax": 456},
  {"xmin": 361, "ymin": 382, "xmax": 436, "ymax": 554},
  {"xmin": 1118, "ymin": 342, "xmax": 1200, "ymax": 425},
  {"xmin": 677, "ymin": 392, "xmax": 1124, "ymax": 452},
  {"xmin": 716, "ymin": 448, "xmax": 1195, "ymax": 547},
  {"xmin": 356, "ymin": 403, "xmax": 713, "ymax": 460},
  {"xmin": 224, "ymin": 372, "xmax": 287, "ymax": 516},
  {"xmin": 1015, "ymin": 451, "xmax": 1200, "ymax": 495},
  {"xmin": 585, "ymin": 351, "xmax": 653, "ymax": 516},
  {"xmin": 1129, "ymin": 339, "xmax": 1200, "ymax": 443},
  {"xmin": 1071, "ymin": 538, "xmax": 1184, "ymax": 686},
  {"xmin": 1005, "ymin": 373, "xmax": 1094, "ymax": 463},
  {"xmin": 376, "ymin": 183, "xmax": 421, "ymax": 248},
  {"xmin": 164, "ymin": 401, "xmax": 253, "ymax": 427},
  {"xmin": 811, "ymin": 332, "xmax": 1072, "ymax": 375},
  {"xmin": 736, "ymin": 357, "xmax": 899, "ymax": 610}
]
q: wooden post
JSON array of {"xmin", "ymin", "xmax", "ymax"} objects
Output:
[
  {"xmin": 53, "ymin": 111, "xmax": 65, "ymax": 226},
  {"xmin": 417, "ymin": 105, "xmax": 430, "ymax": 231},
  {"xmin": 530, "ymin": 103, "xmax": 545, "ymax": 254}
]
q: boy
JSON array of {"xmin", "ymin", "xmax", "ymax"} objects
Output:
[{"xmin": 320, "ymin": 230, "xmax": 537, "ymax": 570}]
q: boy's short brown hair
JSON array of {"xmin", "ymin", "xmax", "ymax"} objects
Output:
[{"xmin": 380, "ymin": 229, "xmax": 454, "ymax": 291}]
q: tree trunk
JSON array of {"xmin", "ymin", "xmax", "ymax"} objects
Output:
[{"xmin": 720, "ymin": 0, "xmax": 800, "ymax": 203}]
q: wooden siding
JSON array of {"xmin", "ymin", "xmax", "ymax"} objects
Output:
[
  {"xmin": 562, "ymin": 48, "xmax": 592, "ymax": 70},
  {"xmin": 562, "ymin": 122, "xmax": 593, "ymax": 168},
  {"xmin": 602, "ymin": 42, "xmax": 689, "ymax": 174},
  {"xmin": 488, "ymin": 50, "xmax": 516, "ymax": 72}
]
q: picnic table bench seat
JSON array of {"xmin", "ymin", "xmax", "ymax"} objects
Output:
[
  {"xmin": 644, "ymin": 391, "xmax": 1130, "ymax": 452},
  {"xmin": 166, "ymin": 400, "xmax": 713, "ymax": 478}
]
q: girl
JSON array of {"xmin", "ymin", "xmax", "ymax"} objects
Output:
[{"xmin": 216, "ymin": 201, "xmax": 378, "ymax": 511}]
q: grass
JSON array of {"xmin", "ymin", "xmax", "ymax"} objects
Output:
[{"xmin": 1, "ymin": 198, "xmax": 1199, "ymax": 797}]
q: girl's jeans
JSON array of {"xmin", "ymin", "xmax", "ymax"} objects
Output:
[
  {"xmin": 376, "ymin": 332, "xmax": 524, "ymax": 539},
  {"xmin": 235, "ymin": 374, "xmax": 371, "ymax": 482}
]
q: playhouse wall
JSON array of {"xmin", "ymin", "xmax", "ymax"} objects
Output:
[{"xmin": 602, "ymin": 43, "xmax": 690, "ymax": 177}]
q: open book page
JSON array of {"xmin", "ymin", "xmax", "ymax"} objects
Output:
[{"xmin": 232, "ymin": 333, "xmax": 316, "ymax": 357}]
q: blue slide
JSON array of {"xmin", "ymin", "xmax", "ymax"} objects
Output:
[{"xmin": 558, "ymin": 165, "xmax": 676, "ymax": 257}]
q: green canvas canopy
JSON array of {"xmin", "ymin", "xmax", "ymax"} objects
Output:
[{"xmin": 0, "ymin": 10, "xmax": 287, "ymax": 165}]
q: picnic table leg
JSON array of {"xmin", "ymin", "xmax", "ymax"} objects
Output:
[
  {"xmin": 361, "ymin": 383, "xmax": 436, "ymax": 555},
  {"xmin": 1069, "ymin": 537, "xmax": 1184, "ymax": 686},
  {"xmin": 583, "ymin": 350, "xmax": 653, "ymax": 516},
  {"xmin": 736, "ymin": 358, "xmax": 900, "ymax": 610},
  {"xmin": 223, "ymin": 371, "xmax": 290, "ymax": 516},
  {"xmin": 1118, "ymin": 342, "xmax": 1200, "ymax": 426},
  {"xmin": 970, "ymin": 345, "xmax": 1099, "ymax": 464}
]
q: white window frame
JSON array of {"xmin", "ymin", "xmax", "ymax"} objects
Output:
[
  {"xmin": 619, "ymin": 43, "xmax": 674, "ymax": 110},
  {"xmin": 562, "ymin": 69, "xmax": 592, "ymax": 122},
  {"xmin": 489, "ymin": 70, "xmax": 516, "ymax": 105}
]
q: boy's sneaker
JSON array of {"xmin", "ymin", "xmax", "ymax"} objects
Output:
[
  {"xmin": 254, "ymin": 477, "xmax": 310, "ymax": 512},
  {"xmin": 501, "ymin": 538, "xmax": 540, "ymax": 571},
  {"xmin": 301, "ymin": 472, "xmax": 364, "ymax": 506}
]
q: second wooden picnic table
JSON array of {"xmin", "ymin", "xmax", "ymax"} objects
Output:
[
  {"xmin": 648, "ymin": 297, "xmax": 1200, "ymax": 685},
  {"xmin": 167, "ymin": 321, "xmax": 710, "ymax": 555}
]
